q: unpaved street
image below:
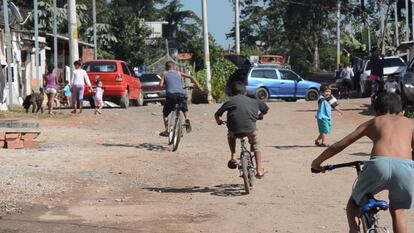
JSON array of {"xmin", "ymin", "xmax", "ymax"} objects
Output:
[{"xmin": 0, "ymin": 99, "xmax": 413, "ymax": 233}]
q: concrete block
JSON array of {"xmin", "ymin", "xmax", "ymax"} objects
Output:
[
  {"xmin": 5, "ymin": 133, "xmax": 20, "ymax": 140},
  {"xmin": 6, "ymin": 139, "xmax": 24, "ymax": 149},
  {"xmin": 21, "ymin": 133, "xmax": 40, "ymax": 141},
  {"xmin": 23, "ymin": 140, "xmax": 39, "ymax": 149}
]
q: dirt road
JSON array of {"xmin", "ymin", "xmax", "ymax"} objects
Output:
[{"xmin": 0, "ymin": 99, "xmax": 413, "ymax": 233}]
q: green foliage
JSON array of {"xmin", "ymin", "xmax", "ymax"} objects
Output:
[
  {"xmin": 195, "ymin": 57, "xmax": 236, "ymax": 101},
  {"xmin": 241, "ymin": 45, "xmax": 263, "ymax": 56}
]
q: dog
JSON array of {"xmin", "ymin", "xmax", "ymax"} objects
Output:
[{"xmin": 23, "ymin": 88, "xmax": 44, "ymax": 113}]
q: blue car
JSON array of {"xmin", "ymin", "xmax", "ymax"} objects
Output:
[
  {"xmin": 246, "ymin": 66, "xmax": 321, "ymax": 101},
  {"xmin": 225, "ymin": 54, "xmax": 321, "ymax": 101}
]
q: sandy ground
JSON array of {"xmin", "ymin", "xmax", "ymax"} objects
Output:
[{"xmin": 0, "ymin": 98, "xmax": 413, "ymax": 233}]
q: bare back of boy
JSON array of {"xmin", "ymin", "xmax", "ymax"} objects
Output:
[{"xmin": 365, "ymin": 114, "xmax": 414, "ymax": 159}]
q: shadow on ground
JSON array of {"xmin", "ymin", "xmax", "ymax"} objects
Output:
[
  {"xmin": 101, "ymin": 143, "xmax": 168, "ymax": 151},
  {"xmin": 271, "ymin": 145, "xmax": 316, "ymax": 150},
  {"xmin": 350, "ymin": 152, "xmax": 371, "ymax": 157},
  {"xmin": 143, "ymin": 184, "xmax": 247, "ymax": 197}
]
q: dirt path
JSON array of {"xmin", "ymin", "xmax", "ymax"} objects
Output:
[{"xmin": 0, "ymin": 99, "xmax": 413, "ymax": 233}]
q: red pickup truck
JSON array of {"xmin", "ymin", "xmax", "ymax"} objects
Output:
[{"xmin": 82, "ymin": 60, "xmax": 143, "ymax": 108}]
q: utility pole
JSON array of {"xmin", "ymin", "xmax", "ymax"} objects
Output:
[
  {"xmin": 395, "ymin": 1, "xmax": 399, "ymax": 47},
  {"xmin": 380, "ymin": 2, "xmax": 385, "ymax": 54},
  {"xmin": 412, "ymin": 0, "xmax": 414, "ymax": 40},
  {"xmin": 92, "ymin": 0, "xmax": 97, "ymax": 59},
  {"xmin": 201, "ymin": 0, "xmax": 212, "ymax": 103},
  {"xmin": 53, "ymin": 0, "xmax": 58, "ymax": 74},
  {"xmin": 34, "ymin": 0, "xmax": 40, "ymax": 90},
  {"xmin": 3, "ymin": 0, "xmax": 12, "ymax": 106},
  {"xmin": 336, "ymin": 0, "xmax": 341, "ymax": 67},
  {"xmin": 235, "ymin": 0, "xmax": 240, "ymax": 54},
  {"xmin": 406, "ymin": 0, "xmax": 410, "ymax": 41},
  {"xmin": 68, "ymin": 0, "xmax": 79, "ymax": 71}
]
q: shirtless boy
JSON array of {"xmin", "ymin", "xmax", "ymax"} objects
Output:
[{"xmin": 311, "ymin": 93, "xmax": 414, "ymax": 233}]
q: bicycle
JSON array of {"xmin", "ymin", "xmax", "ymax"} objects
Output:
[
  {"xmin": 238, "ymin": 136, "xmax": 256, "ymax": 194},
  {"xmin": 167, "ymin": 93, "xmax": 189, "ymax": 152},
  {"xmin": 221, "ymin": 122, "xmax": 256, "ymax": 194},
  {"xmin": 312, "ymin": 161, "xmax": 389, "ymax": 233}
]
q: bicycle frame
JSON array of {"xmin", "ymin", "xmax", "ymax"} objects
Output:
[{"xmin": 315, "ymin": 161, "xmax": 389, "ymax": 233}]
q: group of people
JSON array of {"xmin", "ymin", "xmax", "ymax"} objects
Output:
[
  {"xmin": 42, "ymin": 60, "xmax": 104, "ymax": 116},
  {"xmin": 335, "ymin": 62, "xmax": 354, "ymax": 99}
]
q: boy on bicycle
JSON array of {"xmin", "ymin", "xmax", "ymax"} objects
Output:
[
  {"xmin": 159, "ymin": 61, "xmax": 200, "ymax": 137},
  {"xmin": 215, "ymin": 81, "xmax": 269, "ymax": 178},
  {"xmin": 311, "ymin": 93, "xmax": 414, "ymax": 233}
]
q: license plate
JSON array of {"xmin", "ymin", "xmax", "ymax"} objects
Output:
[{"xmin": 147, "ymin": 93, "xmax": 159, "ymax": 98}]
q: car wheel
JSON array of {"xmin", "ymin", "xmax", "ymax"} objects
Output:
[
  {"xmin": 305, "ymin": 89, "xmax": 318, "ymax": 101},
  {"xmin": 137, "ymin": 92, "xmax": 144, "ymax": 106},
  {"xmin": 255, "ymin": 88, "xmax": 269, "ymax": 101},
  {"xmin": 120, "ymin": 90, "xmax": 129, "ymax": 108}
]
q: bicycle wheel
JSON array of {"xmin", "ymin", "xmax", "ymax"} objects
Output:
[
  {"xmin": 241, "ymin": 154, "xmax": 250, "ymax": 194},
  {"xmin": 247, "ymin": 153, "xmax": 255, "ymax": 187},
  {"xmin": 367, "ymin": 228, "xmax": 389, "ymax": 233},
  {"xmin": 172, "ymin": 111, "xmax": 182, "ymax": 152},
  {"xmin": 168, "ymin": 110, "xmax": 177, "ymax": 145}
]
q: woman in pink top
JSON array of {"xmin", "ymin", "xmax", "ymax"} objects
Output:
[{"xmin": 43, "ymin": 65, "xmax": 58, "ymax": 115}]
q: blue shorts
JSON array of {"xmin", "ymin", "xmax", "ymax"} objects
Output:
[
  {"xmin": 317, "ymin": 118, "xmax": 331, "ymax": 134},
  {"xmin": 352, "ymin": 156, "xmax": 414, "ymax": 209}
]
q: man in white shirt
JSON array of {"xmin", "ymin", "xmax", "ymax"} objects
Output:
[
  {"xmin": 71, "ymin": 60, "xmax": 92, "ymax": 114},
  {"xmin": 340, "ymin": 63, "xmax": 354, "ymax": 99}
]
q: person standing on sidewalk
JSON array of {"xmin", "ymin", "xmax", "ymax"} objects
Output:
[
  {"xmin": 43, "ymin": 64, "xmax": 58, "ymax": 115},
  {"xmin": 369, "ymin": 47, "xmax": 384, "ymax": 98},
  {"xmin": 340, "ymin": 63, "xmax": 354, "ymax": 99},
  {"xmin": 71, "ymin": 60, "xmax": 92, "ymax": 114}
]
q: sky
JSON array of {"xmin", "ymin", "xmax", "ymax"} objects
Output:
[{"xmin": 180, "ymin": 0, "xmax": 234, "ymax": 49}]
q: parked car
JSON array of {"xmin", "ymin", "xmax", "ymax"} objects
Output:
[
  {"xmin": 400, "ymin": 58, "xmax": 414, "ymax": 106},
  {"xmin": 139, "ymin": 73, "xmax": 166, "ymax": 105},
  {"xmin": 225, "ymin": 54, "xmax": 321, "ymax": 101},
  {"xmin": 359, "ymin": 56, "xmax": 406, "ymax": 97},
  {"xmin": 82, "ymin": 60, "xmax": 143, "ymax": 108}
]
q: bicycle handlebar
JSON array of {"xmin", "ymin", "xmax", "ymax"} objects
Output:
[{"xmin": 311, "ymin": 161, "xmax": 364, "ymax": 174}]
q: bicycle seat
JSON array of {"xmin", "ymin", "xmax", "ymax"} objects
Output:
[{"xmin": 361, "ymin": 198, "xmax": 389, "ymax": 213}]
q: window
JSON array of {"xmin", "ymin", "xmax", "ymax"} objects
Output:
[
  {"xmin": 250, "ymin": 69, "xmax": 276, "ymax": 79},
  {"xmin": 279, "ymin": 70, "xmax": 299, "ymax": 81},
  {"xmin": 82, "ymin": 62, "xmax": 117, "ymax": 72},
  {"xmin": 121, "ymin": 63, "xmax": 130, "ymax": 75},
  {"xmin": 140, "ymin": 74, "xmax": 160, "ymax": 83},
  {"xmin": 408, "ymin": 59, "xmax": 414, "ymax": 72}
]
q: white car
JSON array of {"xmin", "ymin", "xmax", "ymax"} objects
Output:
[{"xmin": 359, "ymin": 56, "xmax": 406, "ymax": 96}]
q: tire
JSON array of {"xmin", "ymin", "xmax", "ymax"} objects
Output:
[
  {"xmin": 172, "ymin": 112, "xmax": 182, "ymax": 152},
  {"xmin": 246, "ymin": 151, "xmax": 255, "ymax": 187},
  {"xmin": 137, "ymin": 92, "xmax": 144, "ymax": 106},
  {"xmin": 241, "ymin": 155, "xmax": 250, "ymax": 194},
  {"xmin": 255, "ymin": 88, "xmax": 269, "ymax": 101},
  {"xmin": 120, "ymin": 90, "xmax": 129, "ymax": 108},
  {"xmin": 305, "ymin": 89, "xmax": 318, "ymax": 101},
  {"xmin": 368, "ymin": 228, "xmax": 389, "ymax": 233},
  {"xmin": 168, "ymin": 112, "xmax": 176, "ymax": 145}
]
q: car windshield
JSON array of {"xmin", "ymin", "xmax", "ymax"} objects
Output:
[
  {"xmin": 140, "ymin": 74, "xmax": 160, "ymax": 83},
  {"xmin": 82, "ymin": 62, "xmax": 117, "ymax": 72},
  {"xmin": 366, "ymin": 58, "xmax": 406, "ymax": 70}
]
